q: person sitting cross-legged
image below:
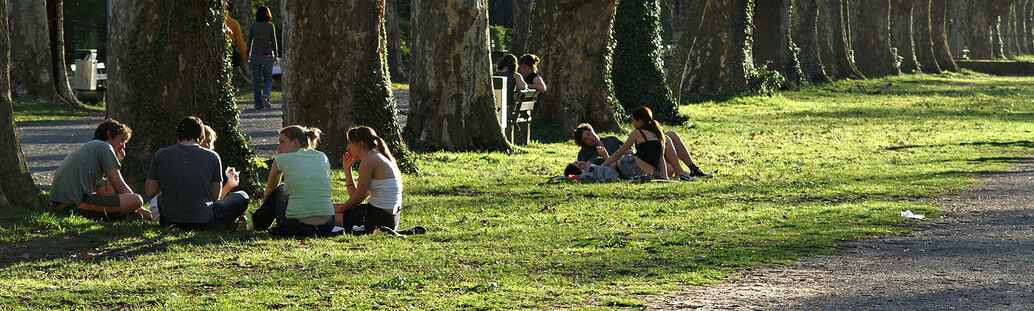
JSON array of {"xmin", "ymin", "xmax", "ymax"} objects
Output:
[
  {"xmin": 250, "ymin": 125, "xmax": 337, "ymax": 237},
  {"xmin": 50, "ymin": 119, "xmax": 149, "ymax": 221},
  {"xmin": 145, "ymin": 117, "xmax": 249, "ymax": 230}
]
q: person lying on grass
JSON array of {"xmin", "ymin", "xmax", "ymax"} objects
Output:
[
  {"xmin": 144, "ymin": 117, "xmax": 249, "ymax": 230},
  {"xmin": 572, "ymin": 121, "xmax": 713, "ymax": 180},
  {"xmin": 250, "ymin": 125, "xmax": 336, "ymax": 237},
  {"xmin": 598, "ymin": 107, "xmax": 713, "ymax": 181},
  {"xmin": 49, "ymin": 118, "xmax": 149, "ymax": 221}
]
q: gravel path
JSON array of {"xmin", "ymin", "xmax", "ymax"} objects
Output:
[
  {"xmin": 653, "ymin": 157, "xmax": 1034, "ymax": 310},
  {"xmin": 17, "ymin": 91, "xmax": 409, "ymax": 189}
]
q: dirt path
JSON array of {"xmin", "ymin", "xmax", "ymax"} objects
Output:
[
  {"xmin": 17, "ymin": 91, "xmax": 409, "ymax": 189},
  {"xmin": 652, "ymin": 158, "xmax": 1034, "ymax": 310}
]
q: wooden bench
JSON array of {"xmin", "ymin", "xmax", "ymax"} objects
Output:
[{"xmin": 507, "ymin": 89, "xmax": 538, "ymax": 145}]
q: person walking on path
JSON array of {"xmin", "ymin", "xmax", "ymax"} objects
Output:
[
  {"xmin": 49, "ymin": 119, "xmax": 149, "ymax": 221},
  {"xmin": 247, "ymin": 5, "xmax": 278, "ymax": 110},
  {"xmin": 225, "ymin": 3, "xmax": 248, "ymax": 70}
]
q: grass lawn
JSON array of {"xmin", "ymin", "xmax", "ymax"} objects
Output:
[
  {"xmin": 2, "ymin": 73, "xmax": 1033, "ymax": 309},
  {"xmin": 12, "ymin": 98, "xmax": 105, "ymax": 124}
]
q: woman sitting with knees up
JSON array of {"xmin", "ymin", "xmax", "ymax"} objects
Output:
[
  {"xmin": 335, "ymin": 126, "xmax": 418, "ymax": 234},
  {"xmin": 251, "ymin": 125, "xmax": 336, "ymax": 236}
]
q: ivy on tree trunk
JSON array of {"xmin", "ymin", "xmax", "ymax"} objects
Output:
[
  {"xmin": 107, "ymin": 0, "xmax": 259, "ymax": 194},
  {"xmin": 755, "ymin": 0, "xmax": 806, "ymax": 87},
  {"xmin": 613, "ymin": 0, "xmax": 687, "ymax": 125}
]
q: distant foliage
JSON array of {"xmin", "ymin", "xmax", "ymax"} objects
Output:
[{"xmin": 489, "ymin": 25, "xmax": 511, "ymax": 51}]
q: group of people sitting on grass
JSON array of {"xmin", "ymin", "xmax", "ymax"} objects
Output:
[
  {"xmin": 564, "ymin": 106, "xmax": 713, "ymax": 182},
  {"xmin": 49, "ymin": 117, "xmax": 423, "ymax": 237}
]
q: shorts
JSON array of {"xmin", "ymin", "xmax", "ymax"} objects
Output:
[
  {"xmin": 616, "ymin": 155, "xmax": 647, "ymax": 178},
  {"xmin": 73, "ymin": 193, "xmax": 125, "ymax": 220}
]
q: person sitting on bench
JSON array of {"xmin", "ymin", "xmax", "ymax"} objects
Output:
[
  {"xmin": 494, "ymin": 54, "xmax": 529, "ymax": 95},
  {"xmin": 518, "ymin": 54, "xmax": 547, "ymax": 92},
  {"xmin": 50, "ymin": 119, "xmax": 149, "ymax": 221}
]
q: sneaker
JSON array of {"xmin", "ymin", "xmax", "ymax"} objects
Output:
[
  {"xmin": 122, "ymin": 212, "xmax": 143, "ymax": 222},
  {"xmin": 262, "ymin": 96, "xmax": 272, "ymax": 108},
  {"xmin": 690, "ymin": 168, "xmax": 714, "ymax": 179},
  {"xmin": 679, "ymin": 173, "xmax": 699, "ymax": 181},
  {"xmin": 378, "ymin": 226, "xmax": 406, "ymax": 237},
  {"xmin": 397, "ymin": 226, "xmax": 427, "ymax": 235}
]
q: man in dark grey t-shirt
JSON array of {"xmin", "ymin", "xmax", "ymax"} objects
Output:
[{"xmin": 145, "ymin": 117, "xmax": 248, "ymax": 229}]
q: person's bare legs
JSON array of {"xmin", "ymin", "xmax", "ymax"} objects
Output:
[
  {"xmin": 665, "ymin": 131, "xmax": 700, "ymax": 168},
  {"xmin": 118, "ymin": 193, "xmax": 149, "ymax": 220},
  {"xmin": 663, "ymin": 139, "xmax": 686, "ymax": 177}
]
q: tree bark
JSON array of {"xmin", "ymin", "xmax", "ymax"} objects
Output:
[
  {"xmin": 506, "ymin": 0, "xmax": 625, "ymax": 132},
  {"xmin": 510, "ymin": 0, "xmax": 530, "ymax": 56},
  {"xmin": 404, "ymin": 0, "xmax": 511, "ymax": 150},
  {"xmin": 107, "ymin": 1, "xmax": 259, "ymax": 193},
  {"xmin": 931, "ymin": 0, "xmax": 959, "ymax": 71},
  {"xmin": 684, "ymin": 0, "xmax": 772, "ymax": 97},
  {"xmin": 850, "ymin": 0, "xmax": 900, "ymax": 77},
  {"xmin": 820, "ymin": 0, "xmax": 865, "ymax": 79},
  {"xmin": 892, "ymin": 0, "xmax": 922, "ymax": 73},
  {"xmin": 282, "ymin": 0, "xmax": 417, "ymax": 172},
  {"xmin": 755, "ymin": 0, "xmax": 805, "ymax": 87},
  {"xmin": 385, "ymin": 0, "xmax": 408, "ymax": 82},
  {"xmin": 992, "ymin": 16, "xmax": 1006, "ymax": 59},
  {"xmin": 665, "ymin": 0, "xmax": 709, "ymax": 105},
  {"xmin": 0, "ymin": 0, "xmax": 45, "ymax": 210},
  {"xmin": 613, "ymin": 0, "xmax": 687, "ymax": 124},
  {"xmin": 1003, "ymin": 2, "xmax": 1019, "ymax": 58},
  {"xmin": 8, "ymin": 0, "xmax": 84, "ymax": 109},
  {"xmin": 913, "ymin": 0, "xmax": 942, "ymax": 73},
  {"xmin": 791, "ymin": 0, "xmax": 830, "ymax": 83},
  {"xmin": 1022, "ymin": 0, "xmax": 1033, "ymax": 54}
]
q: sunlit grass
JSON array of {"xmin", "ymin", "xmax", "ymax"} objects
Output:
[{"xmin": 3, "ymin": 73, "xmax": 1033, "ymax": 309}]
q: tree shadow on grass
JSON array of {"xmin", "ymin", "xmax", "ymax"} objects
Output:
[{"xmin": 884, "ymin": 140, "xmax": 1034, "ymax": 151}]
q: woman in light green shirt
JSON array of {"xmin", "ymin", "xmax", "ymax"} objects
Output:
[{"xmin": 250, "ymin": 125, "xmax": 335, "ymax": 236}]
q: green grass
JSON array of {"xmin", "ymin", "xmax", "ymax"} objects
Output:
[
  {"xmin": 12, "ymin": 98, "xmax": 105, "ymax": 123},
  {"xmin": 3, "ymin": 73, "xmax": 1034, "ymax": 309}
]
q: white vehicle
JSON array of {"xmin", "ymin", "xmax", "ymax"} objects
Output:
[{"xmin": 70, "ymin": 49, "xmax": 106, "ymax": 91}]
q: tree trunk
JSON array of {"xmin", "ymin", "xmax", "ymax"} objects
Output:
[
  {"xmin": 684, "ymin": 0, "xmax": 773, "ymax": 97},
  {"xmin": 931, "ymin": 0, "xmax": 959, "ymax": 71},
  {"xmin": 949, "ymin": 0, "xmax": 1014, "ymax": 60},
  {"xmin": 992, "ymin": 16, "xmax": 1006, "ymax": 59},
  {"xmin": 913, "ymin": 0, "xmax": 942, "ymax": 73},
  {"xmin": 754, "ymin": 0, "xmax": 805, "ymax": 87},
  {"xmin": 385, "ymin": 0, "xmax": 408, "ymax": 82},
  {"xmin": 892, "ymin": 0, "xmax": 922, "ymax": 73},
  {"xmin": 282, "ymin": 0, "xmax": 417, "ymax": 172},
  {"xmin": 507, "ymin": 0, "xmax": 625, "ymax": 132},
  {"xmin": 791, "ymin": 0, "xmax": 830, "ymax": 83},
  {"xmin": 8, "ymin": 0, "xmax": 84, "ymax": 108},
  {"xmin": 510, "ymin": 0, "xmax": 530, "ymax": 56},
  {"xmin": 107, "ymin": 1, "xmax": 259, "ymax": 193},
  {"xmin": 665, "ymin": 0, "xmax": 709, "ymax": 104},
  {"xmin": 1022, "ymin": 0, "xmax": 1033, "ymax": 54},
  {"xmin": 613, "ymin": 0, "xmax": 687, "ymax": 124},
  {"xmin": 821, "ymin": 0, "xmax": 865, "ymax": 79},
  {"xmin": 1003, "ymin": 3, "xmax": 1019, "ymax": 58},
  {"xmin": 850, "ymin": 0, "xmax": 900, "ymax": 77},
  {"xmin": 1, "ymin": 0, "xmax": 45, "ymax": 210},
  {"xmin": 404, "ymin": 0, "xmax": 511, "ymax": 150}
]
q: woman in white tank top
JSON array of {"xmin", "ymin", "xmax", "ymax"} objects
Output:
[{"xmin": 334, "ymin": 126, "xmax": 404, "ymax": 231}]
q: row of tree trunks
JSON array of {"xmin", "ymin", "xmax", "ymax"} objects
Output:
[
  {"xmin": 948, "ymin": 0, "xmax": 1015, "ymax": 60},
  {"xmin": 510, "ymin": 0, "xmax": 624, "ymax": 133},
  {"xmin": 931, "ymin": 0, "xmax": 959, "ymax": 71},
  {"xmin": 1, "ymin": 0, "xmax": 46, "ymax": 210},
  {"xmin": 892, "ymin": 0, "xmax": 922, "ymax": 73},
  {"xmin": 107, "ymin": 0, "xmax": 259, "ymax": 192},
  {"xmin": 282, "ymin": 0, "xmax": 417, "ymax": 169},
  {"xmin": 8, "ymin": 0, "xmax": 84, "ymax": 109},
  {"xmin": 851, "ymin": 0, "xmax": 900, "ymax": 77},
  {"xmin": 913, "ymin": 0, "xmax": 942, "ymax": 73},
  {"xmin": 791, "ymin": 0, "xmax": 830, "ymax": 83},
  {"xmin": 612, "ymin": 0, "xmax": 687, "ymax": 124},
  {"xmin": 754, "ymin": 0, "xmax": 805, "ymax": 87},
  {"xmin": 821, "ymin": 0, "xmax": 866, "ymax": 79},
  {"xmin": 405, "ymin": 0, "xmax": 512, "ymax": 150}
]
